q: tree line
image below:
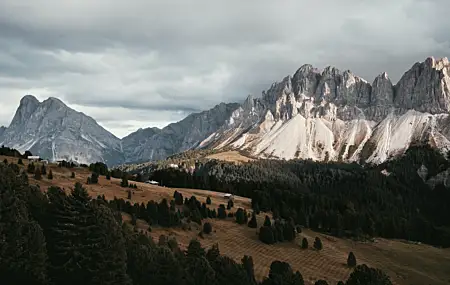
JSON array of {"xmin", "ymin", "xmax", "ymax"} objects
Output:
[{"xmin": 150, "ymin": 146, "xmax": 450, "ymax": 247}]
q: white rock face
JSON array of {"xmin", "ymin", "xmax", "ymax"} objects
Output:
[
  {"xmin": 0, "ymin": 95, "xmax": 123, "ymax": 165},
  {"xmin": 2, "ymin": 57, "xmax": 450, "ymax": 166},
  {"xmin": 200, "ymin": 57, "xmax": 450, "ymax": 163}
]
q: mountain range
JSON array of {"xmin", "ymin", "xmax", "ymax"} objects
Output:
[{"xmin": 1, "ymin": 56, "xmax": 449, "ymax": 166}]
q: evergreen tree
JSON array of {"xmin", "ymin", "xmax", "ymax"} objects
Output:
[
  {"xmin": 127, "ymin": 190, "xmax": 132, "ymax": 200},
  {"xmin": 227, "ymin": 199, "xmax": 234, "ymax": 210},
  {"xmin": 34, "ymin": 167, "xmax": 42, "ymax": 180},
  {"xmin": 347, "ymin": 252, "xmax": 357, "ymax": 267},
  {"xmin": 41, "ymin": 164, "xmax": 46, "ymax": 175},
  {"xmin": 248, "ymin": 213, "xmax": 258, "ymax": 228},
  {"xmin": 259, "ymin": 226, "xmax": 275, "ymax": 244},
  {"xmin": 301, "ymin": 237, "xmax": 308, "ymax": 249},
  {"xmin": 236, "ymin": 208, "xmax": 247, "ymax": 224},
  {"xmin": 121, "ymin": 175, "xmax": 129, "ymax": 187},
  {"xmin": 315, "ymin": 280, "xmax": 328, "ymax": 285},
  {"xmin": 106, "ymin": 172, "xmax": 111, "ymax": 180},
  {"xmin": 314, "ymin": 237, "xmax": 323, "ymax": 250},
  {"xmin": 0, "ymin": 165, "xmax": 48, "ymax": 285},
  {"xmin": 218, "ymin": 204, "xmax": 227, "ymax": 219},
  {"xmin": 18, "ymin": 158, "xmax": 23, "ymax": 165},
  {"xmin": 3, "ymin": 158, "xmax": 7, "ymax": 164},
  {"xmin": 206, "ymin": 196, "xmax": 212, "ymax": 205},
  {"xmin": 185, "ymin": 256, "xmax": 216, "ymax": 285},
  {"xmin": 203, "ymin": 222, "xmax": 212, "ymax": 234},
  {"xmin": 345, "ymin": 264, "xmax": 392, "ymax": 285},
  {"xmin": 206, "ymin": 243, "xmax": 220, "ymax": 263},
  {"xmin": 71, "ymin": 171, "xmax": 75, "ymax": 178},
  {"xmin": 47, "ymin": 169, "xmax": 53, "ymax": 180},
  {"xmin": 242, "ymin": 255, "xmax": 256, "ymax": 284},
  {"xmin": 27, "ymin": 162, "xmax": 35, "ymax": 174},
  {"xmin": 264, "ymin": 215, "xmax": 272, "ymax": 227},
  {"xmin": 186, "ymin": 239, "xmax": 205, "ymax": 258}
]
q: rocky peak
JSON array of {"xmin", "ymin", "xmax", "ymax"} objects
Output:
[
  {"xmin": 0, "ymin": 126, "xmax": 6, "ymax": 137},
  {"xmin": 10, "ymin": 95, "xmax": 40, "ymax": 128},
  {"xmin": 372, "ymin": 72, "xmax": 394, "ymax": 106},
  {"xmin": 394, "ymin": 56, "xmax": 450, "ymax": 113}
]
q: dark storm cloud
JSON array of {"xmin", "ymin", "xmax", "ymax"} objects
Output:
[{"xmin": 0, "ymin": 0, "xmax": 449, "ymax": 138}]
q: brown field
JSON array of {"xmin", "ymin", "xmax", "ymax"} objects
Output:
[
  {"xmin": 206, "ymin": 150, "xmax": 254, "ymax": 163},
  {"xmin": 3, "ymin": 155, "xmax": 450, "ymax": 285}
]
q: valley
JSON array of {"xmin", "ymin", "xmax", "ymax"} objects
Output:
[{"xmin": 4, "ymin": 154, "xmax": 449, "ymax": 285}]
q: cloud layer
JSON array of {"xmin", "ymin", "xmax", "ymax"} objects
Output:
[{"xmin": 0, "ymin": 0, "xmax": 449, "ymax": 137}]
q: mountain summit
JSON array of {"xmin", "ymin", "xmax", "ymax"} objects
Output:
[
  {"xmin": 0, "ymin": 95, "xmax": 123, "ymax": 165},
  {"xmin": 1, "ymin": 57, "xmax": 449, "ymax": 165}
]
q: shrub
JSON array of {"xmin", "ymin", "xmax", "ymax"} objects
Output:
[
  {"xmin": 18, "ymin": 158, "xmax": 23, "ymax": 165},
  {"xmin": 248, "ymin": 213, "xmax": 258, "ymax": 228},
  {"xmin": 314, "ymin": 237, "xmax": 323, "ymax": 250},
  {"xmin": 34, "ymin": 168, "xmax": 42, "ymax": 180},
  {"xmin": 347, "ymin": 252, "xmax": 357, "ymax": 267},
  {"xmin": 206, "ymin": 196, "xmax": 212, "ymax": 205},
  {"xmin": 301, "ymin": 237, "xmax": 308, "ymax": 249},
  {"xmin": 47, "ymin": 169, "xmax": 53, "ymax": 180},
  {"xmin": 203, "ymin": 222, "xmax": 212, "ymax": 234}
]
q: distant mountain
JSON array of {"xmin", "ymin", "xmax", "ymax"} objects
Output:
[
  {"xmin": 1, "ymin": 56, "xmax": 450, "ymax": 166},
  {"xmin": 0, "ymin": 95, "xmax": 123, "ymax": 165},
  {"xmin": 0, "ymin": 126, "xmax": 6, "ymax": 137}
]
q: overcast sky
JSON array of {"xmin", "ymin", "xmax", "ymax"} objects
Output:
[{"xmin": 0, "ymin": 0, "xmax": 449, "ymax": 138}]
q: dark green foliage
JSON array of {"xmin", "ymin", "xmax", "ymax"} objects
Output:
[
  {"xmin": 203, "ymin": 222, "xmax": 212, "ymax": 234},
  {"xmin": 0, "ymin": 145, "xmax": 25, "ymax": 157},
  {"xmin": 259, "ymin": 226, "xmax": 275, "ymax": 244},
  {"xmin": 174, "ymin": 190, "xmax": 184, "ymax": 205},
  {"xmin": 264, "ymin": 215, "xmax": 272, "ymax": 227},
  {"xmin": 218, "ymin": 204, "xmax": 227, "ymax": 219},
  {"xmin": 89, "ymin": 162, "xmax": 109, "ymax": 175},
  {"xmin": 41, "ymin": 164, "xmax": 46, "ymax": 175},
  {"xmin": 242, "ymin": 255, "xmax": 256, "ymax": 284},
  {"xmin": 127, "ymin": 190, "xmax": 132, "ymax": 200},
  {"xmin": 248, "ymin": 213, "xmax": 258, "ymax": 228},
  {"xmin": 261, "ymin": 261, "xmax": 304, "ymax": 285},
  {"xmin": 18, "ymin": 158, "xmax": 23, "ymax": 165},
  {"xmin": 71, "ymin": 171, "xmax": 75, "ymax": 178},
  {"xmin": 27, "ymin": 162, "xmax": 35, "ymax": 173},
  {"xmin": 337, "ymin": 282, "xmax": 344, "ymax": 285},
  {"xmin": 47, "ymin": 169, "xmax": 53, "ymax": 180},
  {"xmin": 346, "ymin": 264, "xmax": 393, "ymax": 285},
  {"xmin": 314, "ymin": 280, "xmax": 329, "ymax": 285},
  {"xmin": 314, "ymin": 237, "xmax": 323, "ymax": 250},
  {"xmin": 206, "ymin": 196, "xmax": 212, "ymax": 205},
  {"xmin": 34, "ymin": 167, "xmax": 42, "ymax": 180},
  {"xmin": 131, "ymin": 213, "xmax": 137, "ymax": 226},
  {"xmin": 0, "ymin": 164, "xmax": 48, "ymax": 285},
  {"xmin": 106, "ymin": 172, "xmax": 111, "ymax": 180},
  {"xmin": 206, "ymin": 243, "xmax": 220, "ymax": 263},
  {"xmin": 301, "ymin": 237, "xmax": 308, "ymax": 249},
  {"xmin": 186, "ymin": 239, "xmax": 205, "ymax": 258},
  {"xmin": 227, "ymin": 199, "xmax": 234, "ymax": 209},
  {"xmin": 347, "ymin": 252, "xmax": 357, "ymax": 267},
  {"xmin": 151, "ymin": 146, "xmax": 450, "ymax": 247},
  {"xmin": 121, "ymin": 175, "xmax": 129, "ymax": 187},
  {"xmin": 3, "ymin": 158, "xmax": 7, "ymax": 164},
  {"xmin": 88, "ymin": 172, "xmax": 99, "ymax": 184},
  {"xmin": 236, "ymin": 208, "xmax": 248, "ymax": 225}
]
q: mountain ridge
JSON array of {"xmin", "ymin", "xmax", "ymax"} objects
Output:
[{"xmin": 1, "ymin": 56, "xmax": 449, "ymax": 165}]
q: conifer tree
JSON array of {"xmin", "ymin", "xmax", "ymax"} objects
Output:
[
  {"xmin": 34, "ymin": 167, "xmax": 42, "ymax": 180},
  {"xmin": 41, "ymin": 164, "xmax": 46, "ymax": 175},
  {"xmin": 203, "ymin": 222, "xmax": 212, "ymax": 234},
  {"xmin": 347, "ymin": 252, "xmax": 357, "ymax": 267},
  {"xmin": 264, "ymin": 215, "xmax": 272, "ymax": 227},
  {"xmin": 314, "ymin": 237, "xmax": 323, "ymax": 250},
  {"xmin": 206, "ymin": 196, "xmax": 212, "ymax": 205},
  {"xmin": 248, "ymin": 213, "xmax": 258, "ymax": 228},
  {"xmin": 18, "ymin": 158, "xmax": 23, "ymax": 165},
  {"xmin": 301, "ymin": 237, "xmax": 309, "ymax": 249},
  {"xmin": 71, "ymin": 171, "xmax": 75, "ymax": 178},
  {"xmin": 47, "ymin": 169, "xmax": 53, "ymax": 180}
]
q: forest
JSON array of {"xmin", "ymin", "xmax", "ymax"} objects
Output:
[
  {"xmin": 0, "ymin": 159, "xmax": 395, "ymax": 285},
  {"xmin": 151, "ymin": 146, "xmax": 450, "ymax": 247}
]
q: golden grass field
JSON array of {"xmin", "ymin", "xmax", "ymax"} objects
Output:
[
  {"xmin": 206, "ymin": 150, "xmax": 254, "ymax": 163},
  {"xmin": 3, "ymin": 155, "xmax": 450, "ymax": 285}
]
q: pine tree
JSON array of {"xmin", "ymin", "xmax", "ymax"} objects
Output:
[
  {"xmin": 242, "ymin": 255, "xmax": 256, "ymax": 284},
  {"xmin": 314, "ymin": 237, "xmax": 323, "ymax": 250},
  {"xmin": 206, "ymin": 196, "xmax": 212, "ymax": 205},
  {"xmin": 106, "ymin": 172, "xmax": 111, "ymax": 180},
  {"xmin": 203, "ymin": 222, "xmax": 212, "ymax": 234},
  {"xmin": 347, "ymin": 252, "xmax": 357, "ymax": 267},
  {"xmin": 236, "ymin": 208, "xmax": 247, "ymax": 224},
  {"xmin": 301, "ymin": 237, "xmax": 308, "ymax": 249},
  {"xmin": 186, "ymin": 239, "xmax": 205, "ymax": 258},
  {"xmin": 47, "ymin": 169, "xmax": 53, "ymax": 180},
  {"xmin": 41, "ymin": 164, "xmax": 46, "ymax": 175},
  {"xmin": 127, "ymin": 190, "xmax": 132, "ymax": 200},
  {"xmin": 0, "ymin": 165, "xmax": 48, "ymax": 285},
  {"xmin": 71, "ymin": 171, "xmax": 75, "ymax": 178},
  {"xmin": 27, "ymin": 162, "xmax": 35, "ymax": 174},
  {"xmin": 34, "ymin": 167, "xmax": 42, "ymax": 180},
  {"xmin": 121, "ymin": 175, "xmax": 129, "ymax": 187},
  {"xmin": 248, "ymin": 213, "xmax": 258, "ymax": 228},
  {"xmin": 264, "ymin": 215, "xmax": 272, "ymax": 227},
  {"xmin": 259, "ymin": 226, "xmax": 275, "ymax": 244},
  {"xmin": 3, "ymin": 158, "xmax": 7, "ymax": 164},
  {"xmin": 345, "ymin": 264, "xmax": 392, "ymax": 285},
  {"xmin": 315, "ymin": 280, "xmax": 329, "ymax": 285},
  {"xmin": 218, "ymin": 204, "xmax": 227, "ymax": 219},
  {"xmin": 18, "ymin": 158, "xmax": 23, "ymax": 165},
  {"xmin": 227, "ymin": 199, "xmax": 234, "ymax": 210},
  {"xmin": 206, "ymin": 243, "xmax": 220, "ymax": 263}
]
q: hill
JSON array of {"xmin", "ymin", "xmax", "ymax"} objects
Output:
[{"xmin": 3, "ymin": 154, "xmax": 449, "ymax": 285}]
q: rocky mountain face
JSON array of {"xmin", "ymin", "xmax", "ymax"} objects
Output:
[
  {"xmin": 1, "ymin": 57, "xmax": 449, "ymax": 166},
  {"xmin": 0, "ymin": 126, "xmax": 6, "ymax": 137},
  {"xmin": 199, "ymin": 57, "xmax": 450, "ymax": 163},
  {"xmin": 0, "ymin": 95, "xmax": 124, "ymax": 165}
]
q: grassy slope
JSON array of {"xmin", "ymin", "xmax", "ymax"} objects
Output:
[{"xmin": 3, "ymin": 155, "xmax": 450, "ymax": 285}]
